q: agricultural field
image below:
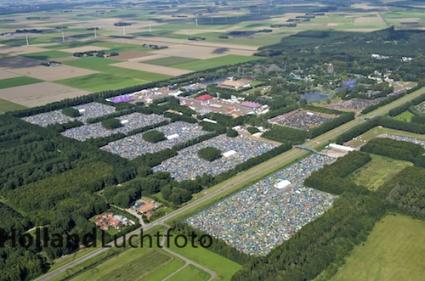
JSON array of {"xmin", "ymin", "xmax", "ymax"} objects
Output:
[
  {"xmin": 69, "ymin": 249, "xmax": 174, "ymax": 281},
  {"xmin": 0, "ymin": 76, "xmax": 41, "ymax": 89},
  {"xmin": 168, "ymin": 237, "xmax": 242, "ymax": 281},
  {"xmin": 330, "ymin": 215, "xmax": 425, "ymax": 281},
  {"xmin": 58, "ymin": 73, "xmax": 148, "ymax": 92},
  {"xmin": 171, "ymin": 55, "xmax": 260, "ymax": 71},
  {"xmin": 0, "ymin": 98, "xmax": 26, "ymax": 113}
]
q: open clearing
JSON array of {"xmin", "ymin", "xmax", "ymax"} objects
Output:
[
  {"xmin": 166, "ymin": 265, "xmax": 210, "ymax": 281},
  {"xmin": 0, "ymin": 98, "xmax": 26, "ymax": 113},
  {"xmin": 114, "ymin": 51, "xmax": 153, "ymax": 60},
  {"xmin": 169, "ymin": 235, "xmax": 241, "ymax": 281},
  {"xmin": 142, "ymin": 258, "xmax": 185, "ymax": 281},
  {"xmin": 348, "ymin": 154, "xmax": 413, "ymax": 191},
  {"xmin": 394, "ymin": 111, "xmax": 414, "ymax": 122},
  {"xmin": 64, "ymin": 57, "xmax": 170, "ymax": 81},
  {"xmin": 144, "ymin": 56, "xmax": 199, "ymax": 66},
  {"xmin": 58, "ymin": 73, "xmax": 148, "ymax": 92},
  {"xmin": 0, "ymin": 76, "xmax": 41, "ymax": 89},
  {"xmin": 173, "ymin": 54, "xmax": 260, "ymax": 71},
  {"xmin": 70, "ymin": 249, "xmax": 172, "ymax": 281},
  {"xmin": 61, "ymin": 45, "xmax": 109, "ymax": 53},
  {"xmin": 8, "ymin": 64, "xmax": 97, "ymax": 81},
  {"xmin": 0, "ymin": 68, "xmax": 20, "ymax": 79},
  {"xmin": 113, "ymin": 61, "xmax": 192, "ymax": 76},
  {"xmin": 23, "ymin": 50, "xmax": 70, "ymax": 60},
  {"xmin": 0, "ymin": 82, "xmax": 89, "ymax": 107},
  {"xmin": 330, "ymin": 214, "xmax": 425, "ymax": 281}
]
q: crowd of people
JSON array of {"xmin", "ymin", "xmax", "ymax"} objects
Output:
[
  {"xmin": 23, "ymin": 102, "xmax": 116, "ymax": 127},
  {"xmin": 186, "ymin": 154, "xmax": 336, "ymax": 256},
  {"xmin": 62, "ymin": 113, "xmax": 167, "ymax": 141},
  {"xmin": 326, "ymin": 98, "xmax": 384, "ymax": 112},
  {"xmin": 153, "ymin": 134, "xmax": 278, "ymax": 181},
  {"xmin": 269, "ymin": 109, "xmax": 336, "ymax": 131},
  {"xmin": 379, "ymin": 134, "xmax": 425, "ymax": 148},
  {"xmin": 23, "ymin": 110, "xmax": 72, "ymax": 127},
  {"xmin": 101, "ymin": 121, "xmax": 208, "ymax": 159}
]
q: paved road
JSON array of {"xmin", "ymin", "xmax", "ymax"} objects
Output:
[{"xmin": 36, "ymin": 87, "xmax": 425, "ymax": 281}]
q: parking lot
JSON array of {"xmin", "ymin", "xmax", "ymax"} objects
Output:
[{"xmin": 186, "ymin": 154, "xmax": 336, "ymax": 256}]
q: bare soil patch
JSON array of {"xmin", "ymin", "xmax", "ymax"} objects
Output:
[
  {"xmin": 114, "ymin": 51, "xmax": 153, "ymax": 60},
  {"xmin": 61, "ymin": 45, "xmax": 109, "ymax": 53},
  {"xmin": 0, "ymin": 82, "xmax": 90, "ymax": 107},
  {"xmin": 7, "ymin": 65, "xmax": 97, "ymax": 81}
]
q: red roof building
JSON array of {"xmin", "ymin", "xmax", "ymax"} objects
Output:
[{"xmin": 195, "ymin": 94, "xmax": 214, "ymax": 101}]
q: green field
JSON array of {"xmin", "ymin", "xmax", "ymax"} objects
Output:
[
  {"xmin": 348, "ymin": 154, "xmax": 413, "ymax": 191},
  {"xmin": 173, "ymin": 55, "xmax": 260, "ymax": 71},
  {"xmin": 0, "ymin": 98, "xmax": 26, "ymax": 113},
  {"xmin": 23, "ymin": 50, "xmax": 70, "ymax": 60},
  {"xmin": 330, "ymin": 214, "xmax": 425, "ymax": 281},
  {"xmin": 169, "ymin": 235, "xmax": 241, "ymax": 281},
  {"xmin": 0, "ymin": 76, "xmax": 41, "ymax": 89},
  {"xmin": 166, "ymin": 265, "xmax": 210, "ymax": 281},
  {"xmin": 144, "ymin": 56, "xmax": 199, "ymax": 66},
  {"xmin": 58, "ymin": 73, "xmax": 148, "ymax": 92},
  {"xmin": 70, "ymin": 249, "xmax": 172, "ymax": 281},
  {"xmin": 64, "ymin": 57, "xmax": 170, "ymax": 81},
  {"xmin": 394, "ymin": 111, "xmax": 414, "ymax": 122},
  {"xmin": 142, "ymin": 258, "xmax": 185, "ymax": 281}
]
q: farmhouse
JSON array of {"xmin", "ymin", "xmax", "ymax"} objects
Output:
[
  {"xmin": 132, "ymin": 199, "xmax": 160, "ymax": 219},
  {"xmin": 95, "ymin": 212, "xmax": 133, "ymax": 231}
]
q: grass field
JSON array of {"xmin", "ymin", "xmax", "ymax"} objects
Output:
[
  {"xmin": 58, "ymin": 73, "xmax": 147, "ymax": 92},
  {"xmin": 0, "ymin": 76, "xmax": 42, "ymax": 89},
  {"xmin": 70, "ymin": 249, "xmax": 173, "ymax": 281},
  {"xmin": 144, "ymin": 56, "xmax": 199, "ymax": 66},
  {"xmin": 142, "ymin": 258, "xmax": 185, "ymax": 281},
  {"xmin": 64, "ymin": 57, "xmax": 170, "ymax": 81},
  {"xmin": 348, "ymin": 154, "xmax": 413, "ymax": 191},
  {"xmin": 23, "ymin": 50, "xmax": 70, "ymax": 60},
  {"xmin": 168, "ymin": 235, "xmax": 241, "ymax": 281},
  {"xmin": 166, "ymin": 265, "xmax": 210, "ymax": 281},
  {"xmin": 173, "ymin": 55, "xmax": 260, "ymax": 71},
  {"xmin": 330, "ymin": 214, "xmax": 425, "ymax": 281},
  {"xmin": 0, "ymin": 98, "xmax": 26, "ymax": 113},
  {"xmin": 394, "ymin": 111, "xmax": 414, "ymax": 122}
]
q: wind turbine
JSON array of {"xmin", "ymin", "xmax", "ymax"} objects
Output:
[{"xmin": 61, "ymin": 27, "xmax": 65, "ymax": 43}]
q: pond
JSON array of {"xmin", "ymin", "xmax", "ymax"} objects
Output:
[{"xmin": 301, "ymin": 92, "xmax": 329, "ymax": 103}]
